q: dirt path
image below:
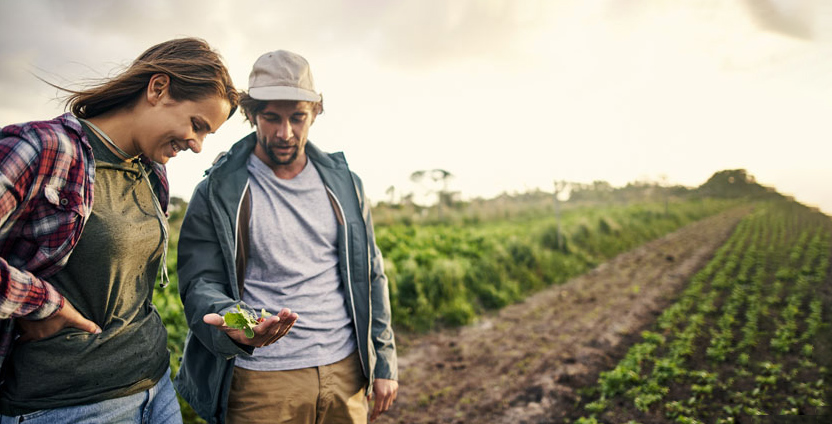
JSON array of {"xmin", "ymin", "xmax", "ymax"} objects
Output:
[{"xmin": 378, "ymin": 206, "xmax": 751, "ymax": 424}]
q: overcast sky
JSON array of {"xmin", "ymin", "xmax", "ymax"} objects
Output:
[{"xmin": 2, "ymin": 0, "xmax": 831, "ymax": 213}]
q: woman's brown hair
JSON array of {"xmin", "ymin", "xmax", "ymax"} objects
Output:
[{"xmin": 65, "ymin": 37, "xmax": 239, "ymax": 119}]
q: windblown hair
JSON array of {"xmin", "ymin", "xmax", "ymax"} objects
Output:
[{"xmin": 64, "ymin": 37, "xmax": 239, "ymax": 119}]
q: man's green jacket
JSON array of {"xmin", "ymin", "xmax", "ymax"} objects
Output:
[{"xmin": 173, "ymin": 134, "xmax": 398, "ymax": 424}]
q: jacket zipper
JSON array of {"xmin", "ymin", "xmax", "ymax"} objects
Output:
[{"xmin": 232, "ymin": 181, "xmax": 250, "ymax": 300}]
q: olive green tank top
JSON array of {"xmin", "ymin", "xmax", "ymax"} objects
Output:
[{"xmin": 0, "ymin": 124, "xmax": 169, "ymax": 414}]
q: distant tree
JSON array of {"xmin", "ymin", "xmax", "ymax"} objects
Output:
[
  {"xmin": 168, "ymin": 196, "xmax": 189, "ymax": 222},
  {"xmin": 409, "ymin": 170, "xmax": 429, "ymax": 206},
  {"xmin": 430, "ymin": 169, "xmax": 453, "ymax": 187},
  {"xmin": 553, "ymin": 180, "xmax": 570, "ymax": 250},
  {"xmin": 698, "ymin": 169, "xmax": 767, "ymax": 198},
  {"xmin": 410, "ymin": 170, "xmax": 426, "ymax": 184},
  {"xmin": 431, "ymin": 169, "xmax": 453, "ymax": 221},
  {"xmin": 410, "ymin": 169, "xmax": 454, "ymax": 220},
  {"xmin": 170, "ymin": 196, "xmax": 187, "ymax": 209},
  {"xmin": 592, "ymin": 180, "xmax": 613, "ymax": 193}
]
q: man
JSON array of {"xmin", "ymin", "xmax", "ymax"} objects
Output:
[{"xmin": 174, "ymin": 50, "xmax": 398, "ymax": 424}]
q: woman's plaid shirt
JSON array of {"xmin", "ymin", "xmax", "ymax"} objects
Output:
[{"xmin": 0, "ymin": 113, "xmax": 168, "ymax": 364}]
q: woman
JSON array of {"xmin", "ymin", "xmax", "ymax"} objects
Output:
[{"xmin": 0, "ymin": 37, "xmax": 239, "ymax": 423}]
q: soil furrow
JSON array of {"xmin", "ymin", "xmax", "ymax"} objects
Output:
[{"xmin": 379, "ymin": 206, "xmax": 751, "ymax": 424}]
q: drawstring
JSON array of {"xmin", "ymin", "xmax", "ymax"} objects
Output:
[
  {"xmin": 78, "ymin": 118, "xmax": 170, "ymax": 288},
  {"xmin": 137, "ymin": 162, "xmax": 170, "ymax": 288}
]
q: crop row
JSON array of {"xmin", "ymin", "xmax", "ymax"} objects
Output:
[{"xmin": 575, "ymin": 200, "xmax": 832, "ymax": 423}]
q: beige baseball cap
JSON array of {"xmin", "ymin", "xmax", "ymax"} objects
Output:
[{"xmin": 248, "ymin": 50, "xmax": 322, "ymax": 102}]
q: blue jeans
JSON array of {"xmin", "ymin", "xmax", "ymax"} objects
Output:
[{"xmin": 0, "ymin": 368, "xmax": 182, "ymax": 424}]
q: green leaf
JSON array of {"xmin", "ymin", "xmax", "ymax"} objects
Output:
[
  {"xmin": 224, "ymin": 310, "xmax": 252, "ymax": 328},
  {"xmin": 222, "ymin": 305, "xmax": 274, "ymax": 338}
]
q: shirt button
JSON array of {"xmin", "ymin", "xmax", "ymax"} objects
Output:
[{"xmin": 60, "ymin": 198, "xmax": 69, "ymax": 206}]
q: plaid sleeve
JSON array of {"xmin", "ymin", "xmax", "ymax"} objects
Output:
[
  {"xmin": 0, "ymin": 264, "xmax": 64, "ymax": 319},
  {"xmin": 0, "ymin": 134, "xmax": 65, "ymax": 319}
]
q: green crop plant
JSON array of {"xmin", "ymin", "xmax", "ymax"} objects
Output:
[{"xmin": 572, "ymin": 199, "xmax": 832, "ymax": 421}]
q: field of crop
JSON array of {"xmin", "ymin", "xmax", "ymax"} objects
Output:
[
  {"xmin": 376, "ymin": 198, "xmax": 736, "ymax": 332},
  {"xmin": 150, "ymin": 190, "xmax": 831, "ymax": 423},
  {"xmin": 152, "ymin": 197, "xmax": 737, "ymax": 423},
  {"xmin": 572, "ymin": 200, "xmax": 832, "ymax": 423}
]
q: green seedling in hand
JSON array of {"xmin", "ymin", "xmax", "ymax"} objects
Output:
[{"xmin": 224, "ymin": 305, "xmax": 273, "ymax": 338}]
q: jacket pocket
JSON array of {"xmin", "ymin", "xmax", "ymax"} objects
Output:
[
  {"xmin": 36, "ymin": 184, "xmax": 87, "ymax": 260},
  {"xmin": 43, "ymin": 183, "xmax": 86, "ymax": 217},
  {"xmin": 349, "ymin": 223, "xmax": 368, "ymax": 285}
]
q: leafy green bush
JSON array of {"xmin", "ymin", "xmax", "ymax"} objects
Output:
[{"xmin": 377, "ymin": 198, "xmax": 736, "ymax": 332}]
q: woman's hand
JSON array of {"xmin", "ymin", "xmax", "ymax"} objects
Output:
[{"xmin": 16, "ymin": 300, "xmax": 102, "ymax": 342}]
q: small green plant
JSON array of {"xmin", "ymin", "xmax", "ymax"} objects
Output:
[{"xmin": 224, "ymin": 305, "xmax": 273, "ymax": 338}]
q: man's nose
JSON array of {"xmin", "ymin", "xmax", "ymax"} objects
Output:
[{"xmin": 275, "ymin": 120, "xmax": 293, "ymax": 140}]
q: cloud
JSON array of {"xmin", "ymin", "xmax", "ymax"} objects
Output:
[
  {"xmin": 354, "ymin": 1, "xmax": 549, "ymax": 69},
  {"xmin": 2, "ymin": 0, "xmax": 832, "ymax": 214}
]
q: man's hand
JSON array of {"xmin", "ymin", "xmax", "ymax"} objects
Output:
[
  {"xmin": 16, "ymin": 299, "xmax": 101, "ymax": 342},
  {"xmin": 368, "ymin": 378, "xmax": 398, "ymax": 421},
  {"xmin": 203, "ymin": 308, "xmax": 298, "ymax": 347}
]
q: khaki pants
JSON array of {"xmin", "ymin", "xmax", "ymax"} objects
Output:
[{"xmin": 226, "ymin": 351, "xmax": 368, "ymax": 424}]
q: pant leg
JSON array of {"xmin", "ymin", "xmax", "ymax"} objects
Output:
[
  {"xmin": 144, "ymin": 368, "xmax": 182, "ymax": 424},
  {"xmin": 226, "ymin": 366, "xmax": 318, "ymax": 424},
  {"xmin": 316, "ymin": 351, "xmax": 368, "ymax": 424}
]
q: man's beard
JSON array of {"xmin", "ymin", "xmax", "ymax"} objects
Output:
[{"xmin": 258, "ymin": 136, "xmax": 299, "ymax": 166}]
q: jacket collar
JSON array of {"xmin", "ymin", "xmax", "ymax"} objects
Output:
[{"xmin": 306, "ymin": 140, "xmax": 346, "ymax": 170}]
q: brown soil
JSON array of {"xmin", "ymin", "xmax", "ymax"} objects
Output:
[{"xmin": 377, "ymin": 206, "xmax": 752, "ymax": 424}]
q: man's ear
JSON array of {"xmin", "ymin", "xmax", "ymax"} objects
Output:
[
  {"xmin": 146, "ymin": 74, "xmax": 171, "ymax": 106},
  {"xmin": 246, "ymin": 111, "xmax": 257, "ymax": 127},
  {"xmin": 310, "ymin": 101, "xmax": 323, "ymax": 124}
]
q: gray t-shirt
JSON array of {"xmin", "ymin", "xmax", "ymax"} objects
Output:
[{"xmin": 235, "ymin": 155, "xmax": 355, "ymax": 371}]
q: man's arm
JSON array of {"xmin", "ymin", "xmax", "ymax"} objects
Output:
[
  {"xmin": 177, "ymin": 182, "xmax": 253, "ymax": 358},
  {"xmin": 355, "ymin": 173, "xmax": 399, "ymax": 420},
  {"xmin": 358, "ymin": 177, "xmax": 398, "ymax": 381},
  {"xmin": 365, "ymin": 204, "xmax": 400, "ymax": 421},
  {"xmin": 178, "ymin": 181, "xmax": 298, "ymax": 356}
]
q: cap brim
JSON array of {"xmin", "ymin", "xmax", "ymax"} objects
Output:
[{"xmin": 249, "ymin": 86, "xmax": 321, "ymax": 102}]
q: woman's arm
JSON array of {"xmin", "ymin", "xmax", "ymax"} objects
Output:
[
  {"xmin": 0, "ymin": 134, "xmax": 65, "ymax": 320},
  {"xmin": 0, "ymin": 133, "xmax": 100, "ymax": 338}
]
